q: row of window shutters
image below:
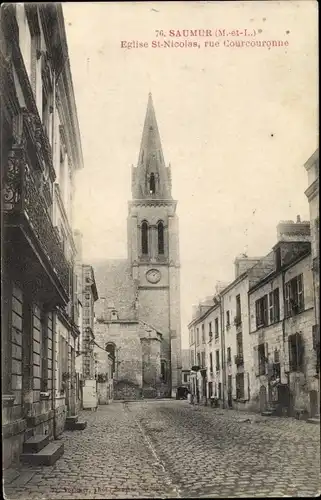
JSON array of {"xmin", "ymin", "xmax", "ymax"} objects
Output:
[{"xmin": 191, "ymin": 331, "xmax": 318, "ymax": 377}]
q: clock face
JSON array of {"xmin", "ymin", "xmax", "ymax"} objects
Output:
[{"xmin": 146, "ymin": 269, "xmax": 161, "ymax": 284}]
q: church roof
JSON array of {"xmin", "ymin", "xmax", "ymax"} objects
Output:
[{"xmin": 132, "ymin": 93, "xmax": 172, "ymax": 200}]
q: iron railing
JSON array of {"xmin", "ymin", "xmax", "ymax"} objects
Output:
[{"xmin": 3, "ymin": 144, "xmax": 70, "ymax": 295}]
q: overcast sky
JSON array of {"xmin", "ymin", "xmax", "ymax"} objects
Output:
[{"xmin": 63, "ymin": 1, "xmax": 318, "ymax": 348}]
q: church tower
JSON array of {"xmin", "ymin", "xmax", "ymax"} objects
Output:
[{"xmin": 128, "ymin": 93, "xmax": 182, "ymax": 397}]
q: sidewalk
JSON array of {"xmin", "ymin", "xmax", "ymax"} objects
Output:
[{"xmin": 184, "ymin": 400, "xmax": 319, "ymax": 429}]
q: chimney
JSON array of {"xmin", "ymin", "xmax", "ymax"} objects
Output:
[
  {"xmin": 276, "ymin": 219, "xmax": 310, "ymax": 242},
  {"xmin": 192, "ymin": 305, "xmax": 198, "ymax": 319},
  {"xmin": 215, "ymin": 281, "xmax": 230, "ymax": 294},
  {"xmin": 234, "ymin": 255, "xmax": 262, "ymax": 279}
]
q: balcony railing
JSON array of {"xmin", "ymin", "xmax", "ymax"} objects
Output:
[
  {"xmin": 3, "ymin": 144, "xmax": 70, "ymax": 298},
  {"xmin": 234, "ymin": 354, "xmax": 244, "ymax": 366}
]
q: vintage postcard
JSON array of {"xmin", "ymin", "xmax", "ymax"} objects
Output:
[{"xmin": 1, "ymin": 1, "xmax": 319, "ymax": 499}]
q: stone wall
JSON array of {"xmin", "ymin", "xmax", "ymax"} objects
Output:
[
  {"xmin": 94, "ymin": 321, "xmax": 143, "ymax": 400},
  {"xmin": 141, "ymin": 336, "xmax": 161, "ymax": 398},
  {"xmin": 247, "ymin": 254, "xmax": 316, "ymax": 415}
]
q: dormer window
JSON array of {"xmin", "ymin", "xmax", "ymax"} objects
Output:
[{"xmin": 149, "ymin": 173, "xmax": 156, "ymax": 194}]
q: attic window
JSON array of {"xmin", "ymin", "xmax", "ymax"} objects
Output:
[{"xmin": 149, "ymin": 173, "xmax": 156, "ymax": 194}]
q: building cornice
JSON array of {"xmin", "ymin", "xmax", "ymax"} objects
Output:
[
  {"xmin": 304, "ymin": 149, "xmax": 319, "ymax": 171},
  {"xmin": 129, "ymin": 199, "xmax": 177, "ymax": 209},
  {"xmin": 138, "ymin": 285, "xmax": 169, "ymax": 290},
  {"xmin": 305, "ymin": 178, "xmax": 319, "ymax": 202}
]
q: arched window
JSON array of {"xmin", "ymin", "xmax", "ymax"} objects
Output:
[
  {"xmin": 141, "ymin": 221, "xmax": 149, "ymax": 255},
  {"xmin": 157, "ymin": 221, "xmax": 164, "ymax": 255},
  {"xmin": 149, "ymin": 173, "xmax": 156, "ymax": 194},
  {"xmin": 106, "ymin": 342, "xmax": 116, "ymax": 375}
]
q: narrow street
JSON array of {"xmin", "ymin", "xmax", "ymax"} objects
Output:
[{"xmin": 4, "ymin": 400, "xmax": 320, "ymax": 499}]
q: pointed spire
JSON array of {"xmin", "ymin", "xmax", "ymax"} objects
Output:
[{"xmin": 132, "ymin": 94, "xmax": 172, "ymax": 200}]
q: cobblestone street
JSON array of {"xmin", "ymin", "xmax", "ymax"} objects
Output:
[{"xmin": 4, "ymin": 400, "xmax": 321, "ymax": 499}]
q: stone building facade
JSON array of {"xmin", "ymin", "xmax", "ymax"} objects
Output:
[
  {"xmin": 1, "ymin": 4, "xmax": 85, "ymax": 467},
  {"xmin": 304, "ymin": 149, "xmax": 320, "ymax": 415},
  {"xmin": 188, "ymin": 299, "xmax": 215, "ymax": 404},
  {"xmin": 187, "ymin": 220, "xmax": 318, "ymax": 418},
  {"xmin": 94, "ymin": 94, "xmax": 182, "ymax": 398}
]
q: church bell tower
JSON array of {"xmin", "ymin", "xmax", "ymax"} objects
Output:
[{"xmin": 128, "ymin": 93, "xmax": 182, "ymax": 396}]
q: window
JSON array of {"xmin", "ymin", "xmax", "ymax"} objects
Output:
[
  {"xmin": 197, "ymin": 352, "xmax": 201, "ymax": 367},
  {"xmin": 227, "ymin": 347, "xmax": 231, "ymax": 364},
  {"xmin": 190, "ymin": 350, "xmax": 195, "ymax": 367},
  {"xmin": 59, "ymin": 336, "xmax": 68, "ymax": 390},
  {"xmin": 208, "ymin": 381, "xmax": 213, "ymax": 398},
  {"xmin": 215, "ymin": 350, "xmax": 220, "ymax": 371},
  {"xmin": 59, "ymin": 146, "xmax": 65, "ymax": 200},
  {"xmin": 208, "ymin": 322, "xmax": 212, "ymax": 340},
  {"xmin": 196, "ymin": 328, "xmax": 200, "ymax": 346},
  {"xmin": 273, "ymin": 349, "xmax": 281, "ymax": 378},
  {"xmin": 201, "ymin": 324, "xmax": 205, "ymax": 343},
  {"xmin": 288, "ymin": 333, "xmax": 304, "ymax": 372},
  {"xmin": 183, "ymin": 373, "xmax": 188, "ymax": 383},
  {"xmin": 209, "ymin": 352, "xmax": 213, "ymax": 372},
  {"xmin": 258, "ymin": 343, "xmax": 266, "ymax": 375},
  {"xmin": 157, "ymin": 221, "xmax": 164, "ymax": 254},
  {"xmin": 236, "ymin": 332, "xmax": 243, "ymax": 357},
  {"xmin": 269, "ymin": 288, "xmax": 280, "ymax": 324},
  {"xmin": 141, "ymin": 221, "xmax": 149, "ymax": 255},
  {"xmin": 285, "ymin": 274, "xmax": 304, "ymax": 317},
  {"xmin": 149, "ymin": 173, "xmax": 156, "ymax": 194},
  {"xmin": 226, "ymin": 310, "xmax": 230, "ymax": 328},
  {"xmin": 215, "ymin": 318, "xmax": 219, "ymax": 338},
  {"xmin": 40, "ymin": 311, "xmax": 49, "ymax": 392},
  {"xmin": 42, "ymin": 86, "xmax": 50, "ymax": 136},
  {"xmin": 235, "ymin": 294, "xmax": 241, "ymax": 323},
  {"xmin": 236, "ymin": 373, "xmax": 245, "ymax": 399},
  {"xmin": 255, "ymin": 295, "xmax": 268, "ymax": 328},
  {"xmin": 218, "ymin": 382, "xmax": 222, "ymax": 399},
  {"xmin": 201, "ymin": 351, "xmax": 205, "ymax": 368},
  {"xmin": 60, "ymin": 224, "xmax": 66, "ymax": 255}
]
